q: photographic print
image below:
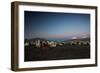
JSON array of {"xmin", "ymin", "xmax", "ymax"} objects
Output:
[
  {"xmin": 11, "ymin": 1, "xmax": 97, "ymax": 71},
  {"xmin": 24, "ymin": 11, "xmax": 90, "ymax": 61}
]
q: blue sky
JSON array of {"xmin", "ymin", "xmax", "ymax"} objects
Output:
[{"xmin": 24, "ymin": 11, "xmax": 90, "ymax": 41}]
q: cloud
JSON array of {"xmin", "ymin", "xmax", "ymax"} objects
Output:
[{"xmin": 72, "ymin": 37, "xmax": 77, "ymax": 39}]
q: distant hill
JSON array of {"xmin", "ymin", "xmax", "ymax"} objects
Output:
[
  {"xmin": 71, "ymin": 38, "xmax": 90, "ymax": 41},
  {"xmin": 63, "ymin": 37, "xmax": 90, "ymax": 43},
  {"xmin": 25, "ymin": 38, "xmax": 47, "ymax": 43},
  {"xmin": 25, "ymin": 37, "xmax": 90, "ymax": 43}
]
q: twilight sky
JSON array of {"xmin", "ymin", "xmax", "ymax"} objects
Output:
[{"xmin": 24, "ymin": 11, "xmax": 90, "ymax": 41}]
